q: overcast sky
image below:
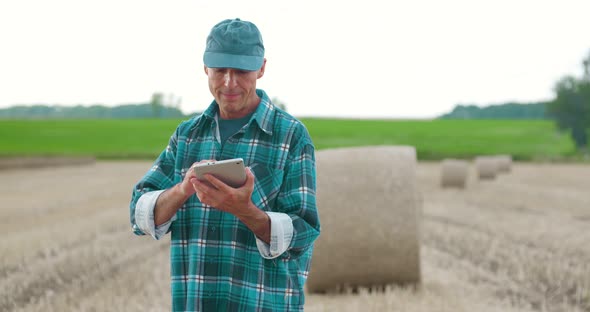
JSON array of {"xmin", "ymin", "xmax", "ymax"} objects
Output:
[{"xmin": 1, "ymin": 0, "xmax": 589, "ymax": 118}]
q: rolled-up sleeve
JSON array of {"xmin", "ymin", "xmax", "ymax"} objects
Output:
[
  {"xmin": 134, "ymin": 190, "xmax": 177, "ymax": 240},
  {"xmin": 255, "ymin": 212, "xmax": 294, "ymax": 259}
]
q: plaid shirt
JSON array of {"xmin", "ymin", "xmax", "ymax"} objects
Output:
[{"xmin": 130, "ymin": 89, "xmax": 320, "ymax": 311}]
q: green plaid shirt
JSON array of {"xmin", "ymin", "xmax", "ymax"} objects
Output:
[{"xmin": 130, "ymin": 89, "xmax": 320, "ymax": 311}]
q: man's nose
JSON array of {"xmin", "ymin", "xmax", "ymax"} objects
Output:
[{"xmin": 223, "ymin": 70, "xmax": 238, "ymax": 87}]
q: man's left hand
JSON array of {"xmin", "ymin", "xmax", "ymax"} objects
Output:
[{"xmin": 193, "ymin": 167, "xmax": 255, "ymax": 217}]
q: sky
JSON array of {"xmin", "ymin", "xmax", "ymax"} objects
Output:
[{"xmin": 1, "ymin": 0, "xmax": 589, "ymax": 119}]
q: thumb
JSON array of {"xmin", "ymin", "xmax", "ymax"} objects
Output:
[
  {"xmin": 184, "ymin": 177, "xmax": 198, "ymax": 194},
  {"xmin": 245, "ymin": 167, "xmax": 256, "ymax": 187}
]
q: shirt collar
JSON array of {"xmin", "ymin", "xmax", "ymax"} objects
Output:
[
  {"xmin": 198, "ymin": 89, "xmax": 276, "ymax": 135},
  {"xmin": 251, "ymin": 89, "xmax": 275, "ymax": 135}
]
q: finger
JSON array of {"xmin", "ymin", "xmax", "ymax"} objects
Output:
[
  {"xmin": 187, "ymin": 162, "xmax": 202, "ymax": 179},
  {"xmin": 195, "ymin": 191, "xmax": 212, "ymax": 206},
  {"xmin": 194, "ymin": 178, "xmax": 214, "ymax": 192},
  {"xmin": 191, "ymin": 176, "xmax": 200, "ymax": 188},
  {"xmin": 244, "ymin": 167, "xmax": 255, "ymax": 187},
  {"xmin": 186, "ymin": 167, "xmax": 197, "ymax": 179},
  {"xmin": 204, "ymin": 173, "xmax": 229, "ymax": 191}
]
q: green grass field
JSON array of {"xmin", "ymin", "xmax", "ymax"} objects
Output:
[{"xmin": 0, "ymin": 118, "xmax": 577, "ymax": 161}]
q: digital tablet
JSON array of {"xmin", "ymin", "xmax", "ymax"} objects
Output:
[{"xmin": 193, "ymin": 158, "xmax": 247, "ymax": 188}]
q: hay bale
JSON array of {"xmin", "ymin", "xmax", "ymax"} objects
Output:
[
  {"xmin": 474, "ymin": 156, "xmax": 497, "ymax": 180},
  {"xmin": 495, "ymin": 154, "xmax": 512, "ymax": 173},
  {"xmin": 307, "ymin": 146, "xmax": 422, "ymax": 293},
  {"xmin": 440, "ymin": 159, "xmax": 469, "ymax": 188}
]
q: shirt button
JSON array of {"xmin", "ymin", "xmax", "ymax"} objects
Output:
[{"xmin": 211, "ymin": 226, "xmax": 216, "ymax": 232}]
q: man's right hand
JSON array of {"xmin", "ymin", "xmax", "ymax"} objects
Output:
[
  {"xmin": 154, "ymin": 160, "xmax": 212, "ymax": 226},
  {"xmin": 179, "ymin": 160, "xmax": 214, "ymax": 198}
]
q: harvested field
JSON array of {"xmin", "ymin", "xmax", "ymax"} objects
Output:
[{"xmin": 1, "ymin": 158, "xmax": 589, "ymax": 311}]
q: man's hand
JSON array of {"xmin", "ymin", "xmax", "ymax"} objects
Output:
[
  {"xmin": 193, "ymin": 167, "xmax": 270, "ymax": 243},
  {"xmin": 178, "ymin": 160, "xmax": 210, "ymax": 199},
  {"xmin": 193, "ymin": 166, "xmax": 255, "ymax": 216},
  {"xmin": 153, "ymin": 160, "xmax": 205, "ymax": 226}
]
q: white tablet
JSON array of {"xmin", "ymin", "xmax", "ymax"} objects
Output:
[{"xmin": 193, "ymin": 158, "xmax": 247, "ymax": 188}]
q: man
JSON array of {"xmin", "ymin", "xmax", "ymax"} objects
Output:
[{"xmin": 129, "ymin": 18, "xmax": 320, "ymax": 311}]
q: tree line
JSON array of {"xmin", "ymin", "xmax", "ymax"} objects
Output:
[
  {"xmin": 439, "ymin": 101, "xmax": 548, "ymax": 120},
  {"xmin": 0, "ymin": 103, "xmax": 188, "ymax": 119},
  {"xmin": 0, "ymin": 92, "xmax": 190, "ymax": 119},
  {"xmin": 442, "ymin": 51, "xmax": 590, "ymax": 151}
]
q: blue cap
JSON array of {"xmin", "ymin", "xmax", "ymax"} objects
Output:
[{"xmin": 203, "ymin": 18, "xmax": 265, "ymax": 71}]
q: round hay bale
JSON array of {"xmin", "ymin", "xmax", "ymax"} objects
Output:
[
  {"xmin": 307, "ymin": 146, "xmax": 422, "ymax": 293},
  {"xmin": 440, "ymin": 159, "xmax": 469, "ymax": 188},
  {"xmin": 474, "ymin": 156, "xmax": 497, "ymax": 180},
  {"xmin": 495, "ymin": 154, "xmax": 512, "ymax": 173}
]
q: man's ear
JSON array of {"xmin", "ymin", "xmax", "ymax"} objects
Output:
[
  {"xmin": 204, "ymin": 65, "xmax": 209, "ymax": 76},
  {"xmin": 257, "ymin": 59, "xmax": 267, "ymax": 79}
]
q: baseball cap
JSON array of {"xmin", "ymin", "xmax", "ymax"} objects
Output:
[{"xmin": 203, "ymin": 18, "xmax": 265, "ymax": 71}]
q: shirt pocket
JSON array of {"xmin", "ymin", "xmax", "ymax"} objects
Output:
[{"xmin": 250, "ymin": 163, "xmax": 284, "ymax": 212}]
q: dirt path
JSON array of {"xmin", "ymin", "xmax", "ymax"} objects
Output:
[{"xmin": 1, "ymin": 161, "xmax": 589, "ymax": 311}]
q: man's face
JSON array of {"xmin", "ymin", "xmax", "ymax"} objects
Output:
[{"xmin": 205, "ymin": 60, "xmax": 266, "ymax": 119}]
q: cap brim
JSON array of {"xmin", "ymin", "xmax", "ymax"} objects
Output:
[{"xmin": 204, "ymin": 52, "xmax": 263, "ymax": 71}]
